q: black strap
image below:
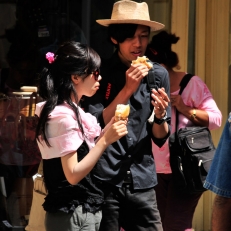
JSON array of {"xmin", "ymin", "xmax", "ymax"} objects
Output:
[
  {"xmin": 175, "ymin": 73, "xmax": 194, "ymax": 130},
  {"xmin": 146, "ymin": 63, "xmax": 157, "ymax": 91},
  {"xmin": 179, "ymin": 74, "xmax": 194, "ymax": 95}
]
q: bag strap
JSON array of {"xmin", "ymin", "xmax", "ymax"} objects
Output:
[
  {"xmin": 179, "ymin": 74, "xmax": 194, "ymax": 95},
  {"xmin": 146, "ymin": 62, "xmax": 157, "ymax": 91},
  {"xmin": 175, "ymin": 73, "xmax": 194, "ymax": 130}
]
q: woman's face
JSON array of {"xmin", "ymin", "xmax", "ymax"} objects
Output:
[{"xmin": 74, "ymin": 70, "xmax": 102, "ymax": 100}]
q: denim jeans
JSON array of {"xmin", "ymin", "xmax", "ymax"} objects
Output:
[
  {"xmin": 45, "ymin": 205, "xmax": 102, "ymax": 231},
  {"xmin": 96, "ymin": 181, "xmax": 163, "ymax": 231},
  {"xmin": 204, "ymin": 113, "xmax": 231, "ymax": 198}
]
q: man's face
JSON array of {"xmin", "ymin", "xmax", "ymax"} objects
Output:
[{"xmin": 114, "ymin": 25, "xmax": 150, "ymax": 66}]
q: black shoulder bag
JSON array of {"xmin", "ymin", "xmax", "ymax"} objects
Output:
[{"xmin": 169, "ymin": 74, "xmax": 216, "ymax": 194}]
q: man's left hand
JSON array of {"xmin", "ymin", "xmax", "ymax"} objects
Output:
[{"xmin": 151, "ymin": 88, "xmax": 170, "ymax": 119}]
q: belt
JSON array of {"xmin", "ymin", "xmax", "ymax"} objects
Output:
[{"xmin": 123, "ymin": 171, "xmax": 132, "ymax": 184}]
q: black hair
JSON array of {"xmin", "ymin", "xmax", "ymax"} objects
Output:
[
  {"xmin": 146, "ymin": 31, "xmax": 180, "ymax": 69},
  {"xmin": 36, "ymin": 41, "xmax": 101, "ymax": 146},
  {"xmin": 108, "ymin": 24, "xmax": 150, "ymax": 48}
]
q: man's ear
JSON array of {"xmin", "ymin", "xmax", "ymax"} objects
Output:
[
  {"xmin": 110, "ymin": 37, "xmax": 118, "ymax": 45},
  {"xmin": 71, "ymin": 75, "xmax": 80, "ymax": 84}
]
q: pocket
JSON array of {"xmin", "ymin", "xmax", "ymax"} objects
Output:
[
  {"xmin": 179, "ymin": 127, "xmax": 214, "ymax": 154},
  {"xmin": 188, "ymin": 155, "xmax": 209, "ymax": 191},
  {"xmin": 184, "ymin": 131, "xmax": 212, "ymax": 151},
  {"xmin": 73, "ymin": 205, "xmax": 87, "ymax": 227},
  {"xmin": 170, "ymin": 155, "xmax": 187, "ymax": 190}
]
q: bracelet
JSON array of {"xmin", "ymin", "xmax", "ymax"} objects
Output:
[
  {"xmin": 155, "ymin": 110, "xmax": 166, "ymax": 119},
  {"xmin": 154, "ymin": 111, "xmax": 167, "ymax": 125},
  {"xmin": 191, "ymin": 109, "xmax": 197, "ymax": 120}
]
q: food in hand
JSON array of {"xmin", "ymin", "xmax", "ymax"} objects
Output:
[
  {"xmin": 115, "ymin": 104, "xmax": 130, "ymax": 121},
  {"xmin": 132, "ymin": 56, "xmax": 153, "ymax": 69}
]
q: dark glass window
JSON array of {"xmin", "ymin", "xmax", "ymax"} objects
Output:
[{"xmin": 0, "ymin": 1, "xmax": 172, "ymax": 230}]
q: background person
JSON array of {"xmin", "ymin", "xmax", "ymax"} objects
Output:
[
  {"xmin": 35, "ymin": 41, "xmax": 128, "ymax": 231},
  {"xmin": 83, "ymin": 1, "xmax": 171, "ymax": 231},
  {"xmin": 0, "ymin": 42, "xmax": 41, "ymax": 95},
  {"xmin": 145, "ymin": 30, "xmax": 222, "ymax": 231},
  {"xmin": 0, "ymin": 39, "xmax": 42, "ymax": 227},
  {"xmin": 204, "ymin": 113, "xmax": 231, "ymax": 231}
]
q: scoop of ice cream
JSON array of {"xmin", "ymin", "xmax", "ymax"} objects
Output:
[{"xmin": 115, "ymin": 104, "xmax": 130, "ymax": 121}]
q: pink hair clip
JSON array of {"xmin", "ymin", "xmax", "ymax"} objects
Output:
[{"xmin": 46, "ymin": 52, "xmax": 55, "ymax": 64}]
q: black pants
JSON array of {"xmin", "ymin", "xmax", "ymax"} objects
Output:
[
  {"xmin": 96, "ymin": 181, "xmax": 163, "ymax": 231},
  {"xmin": 154, "ymin": 174, "xmax": 202, "ymax": 231}
]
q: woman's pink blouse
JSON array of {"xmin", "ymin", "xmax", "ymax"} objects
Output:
[
  {"xmin": 153, "ymin": 75, "xmax": 222, "ymax": 173},
  {"xmin": 35, "ymin": 102, "xmax": 101, "ymax": 159}
]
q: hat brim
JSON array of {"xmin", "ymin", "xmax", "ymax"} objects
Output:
[{"xmin": 96, "ymin": 19, "xmax": 165, "ymax": 32}]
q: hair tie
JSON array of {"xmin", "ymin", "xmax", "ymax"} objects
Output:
[{"xmin": 46, "ymin": 52, "xmax": 55, "ymax": 64}]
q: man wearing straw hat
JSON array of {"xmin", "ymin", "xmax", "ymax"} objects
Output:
[{"xmin": 83, "ymin": 1, "xmax": 170, "ymax": 230}]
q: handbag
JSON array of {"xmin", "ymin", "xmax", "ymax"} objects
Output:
[
  {"xmin": 169, "ymin": 74, "xmax": 216, "ymax": 194},
  {"xmin": 25, "ymin": 160, "xmax": 47, "ymax": 231}
]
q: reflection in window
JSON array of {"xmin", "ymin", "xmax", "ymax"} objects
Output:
[{"xmin": 0, "ymin": 1, "xmax": 173, "ymax": 229}]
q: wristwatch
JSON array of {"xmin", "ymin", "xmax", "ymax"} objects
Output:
[{"xmin": 154, "ymin": 112, "xmax": 168, "ymax": 125}]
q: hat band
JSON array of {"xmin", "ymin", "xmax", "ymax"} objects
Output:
[{"xmin": 111, "ymin": 10, "xmax": 150, "ymax": 21}]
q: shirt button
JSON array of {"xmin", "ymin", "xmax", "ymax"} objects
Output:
[
  {"xmin": 129, "ymin": 138, "xmax": 132, "ymax": 141},
  {"xmin": 128, "ymin": 155, "xmax": 131, "ymax": 158}
]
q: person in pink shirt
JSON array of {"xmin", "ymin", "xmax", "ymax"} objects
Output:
[
  {"xmin": 145, "ymin": 31, "xmax": 222, "ymax": 231},
  {"xmin": 35, "ymin": 41, "xmax": 128, "ymax": 231}
]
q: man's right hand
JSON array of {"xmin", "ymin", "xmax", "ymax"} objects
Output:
[
  {"xmin": 102, "ymin": 64, "xmax": 148, "ymax": 125},
  {"xmin": 124, "ymin": 64, "xmax": 149, "ymax": 94}
]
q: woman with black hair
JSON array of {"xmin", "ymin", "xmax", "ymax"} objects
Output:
[
  {"xmin": 146, "ymin": 31, "xmax": 222, "ymax": 231},
  {"xmin": 35, "ymin": 41, "xmax": 128, "ymax": 231}
]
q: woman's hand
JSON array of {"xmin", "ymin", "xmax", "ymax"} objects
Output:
[
  {"xmin": 170, "ymin": 94, "xmax": 186, "ymax": 112},
  {"xmin": 103, "ymin": 116, "xmax": 115, "ymax": 133},
  {"xmin": 170, "ymin": 94, "xmax": 210, "ymax": 127},
  {"xmin": 103, "ymin": 118, "xmax": 128, "ymax": 145}
]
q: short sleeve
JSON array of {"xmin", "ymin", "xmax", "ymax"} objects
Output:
[
  {"xmin": 35, "ymin": 102, "xmax": 102, "ymax": 159},
  {"xmin": 37, "ymin": 112, "xmax": 84, "ymax": 159}
]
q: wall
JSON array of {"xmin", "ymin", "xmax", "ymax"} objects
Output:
[{"xmin": 171, "ymin": 0, "xmax": 230, "ymax": 230}]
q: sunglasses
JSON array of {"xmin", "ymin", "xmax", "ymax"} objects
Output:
[{"xmin": 92, "ymin": 69, "xmax": 100, "ymax": 81}]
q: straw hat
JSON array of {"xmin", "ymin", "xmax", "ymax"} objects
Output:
[{"xmin": 96, "ymin": 0, "xmax": 165, "ymax": 32}]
